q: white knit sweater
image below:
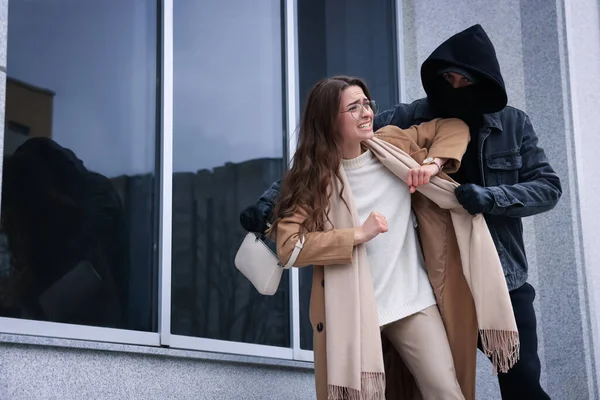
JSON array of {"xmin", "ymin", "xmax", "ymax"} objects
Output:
[{"xmin": 342, "ymin": 150, "xmax": 436, "ymax": 326}]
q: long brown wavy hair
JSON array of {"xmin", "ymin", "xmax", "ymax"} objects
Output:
[{"xmin": 270, "ymin": 76, "xmax": 372, "ymax": 236}]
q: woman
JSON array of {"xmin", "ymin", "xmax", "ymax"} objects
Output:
[{"xmin": 271, "ymin": 76, "xmax": 519, "ymax": 400}]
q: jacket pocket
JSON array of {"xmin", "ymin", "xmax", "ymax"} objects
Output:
[{"xmin": 485, "ymin": 149, "xmax": 521, "ymax": 185}]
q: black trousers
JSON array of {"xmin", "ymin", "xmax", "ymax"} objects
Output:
[{"xmin": 478, "ymin": 282, "xmax": 551, "ymax": 400}]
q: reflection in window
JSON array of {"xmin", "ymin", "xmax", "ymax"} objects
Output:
[
  {"xmin": 171, "ymin": 1, "xmax": 289, "ymax": 347},
  {"xmin": 0, "ymin": 0, "xmax": 158, "ymax": 332},
  {"xmin": 297, "ymin": 0, "xmax": 399, "ymax": 351}
]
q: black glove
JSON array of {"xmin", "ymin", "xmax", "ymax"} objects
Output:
[
  {"xmin": 239, "ymin": 200, "xmax": 273, "ymax": 234},
  {"xmin": 454, "ymin": 184, "xmax": 494, "ymax": 215}
]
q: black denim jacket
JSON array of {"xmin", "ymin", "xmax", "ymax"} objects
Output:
[{"xmin": 254, "ymin": 98, "xmax": 562, "ymax": 291}]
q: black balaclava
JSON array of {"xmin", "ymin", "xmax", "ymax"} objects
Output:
[{"xmin": 420, "ymin": 24, "xmax": 508, "ymax": 121}]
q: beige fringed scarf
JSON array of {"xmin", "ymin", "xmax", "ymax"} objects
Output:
[{"xmin": 323, "ymin": 137, "xmax": 519, "ymax": 399}]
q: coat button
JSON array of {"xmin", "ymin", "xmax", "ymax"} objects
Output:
[
  {"xmin": 321, "ymin": 279, "xmax": 324, "ymax": 288},
  {"xmin": 506, "ymin": 161, "xmax": 512, "ymax": 167},
  {"xmin": 317, "ymin": 322, "xmax": 324, "ymax": 332}
]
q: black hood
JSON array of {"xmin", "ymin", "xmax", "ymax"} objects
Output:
[{"xmin": 421, "ymin": 24, "xmax": 508, "ymax": 116}]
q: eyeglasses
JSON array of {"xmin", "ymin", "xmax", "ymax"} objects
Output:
[{"xmin": 340, "ymin": 100, "xmax": 378, "ymax": 120}]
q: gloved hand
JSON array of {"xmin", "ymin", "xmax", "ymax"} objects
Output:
[
  {"xmin": 454, "ymin": 183, "xmax": 494, "ymax": 215},
  {"xmin": 239, "ymin": 200, "xmax": 273, "ymax": 234}
]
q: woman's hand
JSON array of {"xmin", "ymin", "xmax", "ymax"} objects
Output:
[
  {"xmin": 407, "ymin": 163, "xmax": 442, "ymax": 193},
  {"xmin": 354, "ymin": 212, "xmax": 388, "ymax": 245}
]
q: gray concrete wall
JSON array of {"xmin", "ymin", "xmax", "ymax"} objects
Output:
[
  {"xmin": 0, "ymin": 336, "xmax": 315, "ymax": 400},
  {"xmin": 561, "ymin": 0, "xmax": 600, "ymax": 394},
  {"xmin": 401, "ymin": 0, "xmax": 599, "ymax": 398}
]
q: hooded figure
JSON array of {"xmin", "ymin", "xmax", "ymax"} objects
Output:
[
  {"xmin": 421, "ymin": 24, "xmax": 508, "ymax": 118},
  {"xmin": 240, "ymin": 24, "xmax": 560, "ymax": 399}
]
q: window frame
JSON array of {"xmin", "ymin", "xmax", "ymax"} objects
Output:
[{"xmin": 0, "ymin": 0, "xmax": 404, "ymax": 364}]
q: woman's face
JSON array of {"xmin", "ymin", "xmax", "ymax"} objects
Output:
[{"xmin": 337, "ymin": 85, "xmax": 374, "ymax": 147}]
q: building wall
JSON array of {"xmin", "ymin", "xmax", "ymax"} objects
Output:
[
  {"xmin": 564, "ymin": 0, "xmax": 600, "ymax": 390},
  {"xmin": 401, "ymin": 0, "xmax": 599, "ymax": 399},
  {"xmin": 0, "ymin": 0, "xmax": 599, "ymax": 399},
  {"xmin": 0, "ymin": 335, "xmax": 315, "ymax": 400},
  {"xmin": 3, "ymin": 77, "xmax": 54, "ymax": 156},
  {"xmin": 5, "ymin": 77, "xmax": 54, "ymax": 139}
]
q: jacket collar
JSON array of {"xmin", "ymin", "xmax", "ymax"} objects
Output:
[
  {"xmin": 483, "ymin": 112, "xmax": 503, "ymax": 132},
  {"xmin": 414, "ymin": 98, "xmax": 504, "ymax": 132}
]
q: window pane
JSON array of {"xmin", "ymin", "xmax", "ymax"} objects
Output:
[
  {"xmin": 0, "ymin": 1, "xmax": 158, "ymax": 332},
  {"xmin": 171, "ymin": 1, "xmax": 289, "ymax": 347},
  {"xmin": 297, "ymin": 0, "xmax": 399, "ymax": 351}
]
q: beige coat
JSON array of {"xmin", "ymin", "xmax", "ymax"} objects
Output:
[{"xmin": 277, "ymin": 119, "xmax": 480, "ymax": 400}]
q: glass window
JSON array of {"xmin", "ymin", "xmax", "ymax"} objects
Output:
[
  {"xmin": 171, "ymin": 1, "xmax": 289, "ymax": 347},
  {"xmin": 297, "ymin": 0, "xmax": 399, "ymax": 351},
  {"xmin": 0, "ymin": 0, "xmax": 158, "ymax": 332}
]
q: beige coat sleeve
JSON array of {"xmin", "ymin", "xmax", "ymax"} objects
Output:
[
  {"xmin": 276, "ymin": 208, "xmax": 355, "ymax": 267},
  {"xmin": 376, "ymin": 118, "xmax": 470, "ymax": 173},
  {"xmin": 405, "ymin": 118, "xmax": 470, "ymax": 173}
]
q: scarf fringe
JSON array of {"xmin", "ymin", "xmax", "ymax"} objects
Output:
[
  {"xmin": 479, "ymin": 329, "xmax": 520, "ymax": 374},
  {"xmin": 327, "ymin": 372, "xmax": 385, "ymax": 400}
]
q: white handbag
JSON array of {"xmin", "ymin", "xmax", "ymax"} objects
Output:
[{"xmin": 234, "ymin": 230, "xmax": 305, "ymax": 296}]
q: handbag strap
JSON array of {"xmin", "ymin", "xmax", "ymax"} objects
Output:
[
  {"xmin": 282, "ymin": 235, "xmax": 305, "ymax": 269},
  {"xmin": 264, "ymin": 222, "xmax": 305, "ymax": 269}
]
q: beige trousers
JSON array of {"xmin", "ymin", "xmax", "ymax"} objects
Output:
[{"xmin": 381, "ymin": 305, "xmax": 465, "ymax": 400}]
